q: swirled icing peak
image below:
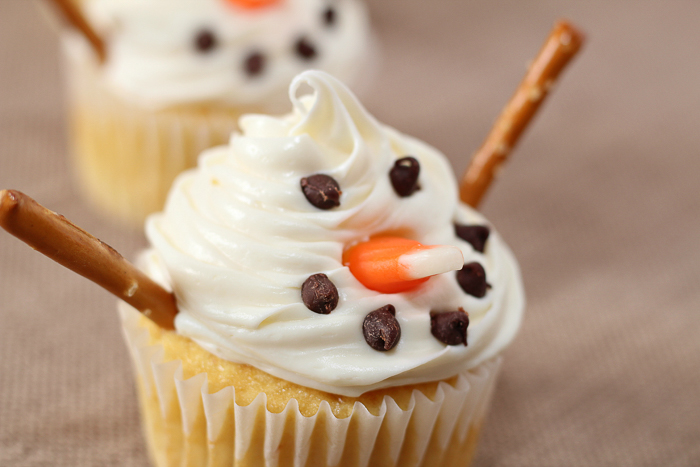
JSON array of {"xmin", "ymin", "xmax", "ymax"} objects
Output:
[
  {"xmin": 80, "ymin": 0, "xmax": 371, "ymax": 110},
  {"xmin": 143, "ymin": 71, "xmax": 524, "ymax": 396}
]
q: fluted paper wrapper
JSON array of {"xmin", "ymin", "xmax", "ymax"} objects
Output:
[
  {"xmin": 120, "ymin": 306, "xmax": 502, "ymax": 467},
  {"xmin": 61, "ymin": 36, "xmax": 242, "ymax": 225}
]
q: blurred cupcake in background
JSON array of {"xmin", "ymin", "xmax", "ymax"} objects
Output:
[{"xmin": 50, "ymin": 0, "xmax": 373, "ymax": 224}]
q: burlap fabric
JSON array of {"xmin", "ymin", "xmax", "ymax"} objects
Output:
[{"xmin": 1, "ymin": 1, "xmax": 699, "ymax": 465}]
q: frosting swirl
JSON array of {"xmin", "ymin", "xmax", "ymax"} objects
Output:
[
  {"xmin": 80, "ymin": 0, "xmax": 371, "ymax": 110},
  {"xmin": 144, "ymin": 71, "xmax": 524, "ymax": 396}
]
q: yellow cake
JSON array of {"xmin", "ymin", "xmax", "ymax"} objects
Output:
[{"xmin": 127, "ymin": 311, "xmax": 494, "ymax": 467}]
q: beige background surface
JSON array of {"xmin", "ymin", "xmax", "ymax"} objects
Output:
[{"xmin": 1, "ymin": 1, "xmax": 699, "ymax": 465}]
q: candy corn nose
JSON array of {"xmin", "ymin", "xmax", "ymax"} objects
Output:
[
  {"xmin": 225, "ymin": 0, "xmax": 281, "ymax": 10},
  {"xmin": 343, "ymin": 237, "xmax": 464, "ymax": 294}
]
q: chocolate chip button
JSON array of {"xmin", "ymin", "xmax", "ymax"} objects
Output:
[
  {"xmin": 456, "ymin": 262, "xmax": 490, "ymax": 298},
  {"xmin": 244, "ymin": 51, "xmax": 266, "ymax": 76},
  {"xmin": 455, "ymin": 224, "xmax": 490, "ymax": 253},
  {"xmin": 430, "ymin": 310, "xmax": 469, "ymax": 346},
  {"xmin": 363, "ymin": 305, "xmax": 401, "ymax": 351},
  {"xmin": 295, "ymin": 37, "xmax": 318, "ymax": 60},
  {"xmin": 323, "ymin": 6, "xmax": 337, "ymax": 26},
  {"xmin": 301, "ymin": 174, "xmax": 342, "ymax": 210},
  {"xmin": 390, "ymin": 157, "xmax": 420, "ymax": 197},
  {"xmin": 301, "ymin": 274, "xmax": 339, "ymax": 314},
  {"xmin": 194, "ymin": 29, "xmax": 218, "ymax": 53}
]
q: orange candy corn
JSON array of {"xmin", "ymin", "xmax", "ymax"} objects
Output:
[
  {"xmin": 224, "ymin": 0, "xmax": 280, "ymax": 10},
  {"xmin": 343, "ymin": 237, "xmax": 464, "ymax": 294}
]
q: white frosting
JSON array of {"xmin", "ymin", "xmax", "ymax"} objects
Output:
[
  {"xmin": 79, "ymin": 0, "xmax": 371, "ymax": 110},
  {"xmin": 143, "ymin": 71, "xmax": 525, "ymax": 396}
]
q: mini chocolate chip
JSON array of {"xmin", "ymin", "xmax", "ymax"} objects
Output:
[
  {"xmin": 244, "ymin": 51, "xmax": 266, "ymax": 76},
  {"xmin": 363, "ymin": 305, "xmax": 401, "ymax": 351},
  {"xmin": 454, "ymin": 224, "xmax": 490, "ymax": 253},
  {"xmin": 323, "ymin": 6, "xmax": 337, "ymax": 26},
  {"xmin": 194, "ymin": 29, "xmax": 218, "ymax": 53},
  {"xmin": 390, "ymin": 156, "xmax": 420, "ymax": 197},
  {"xmin": 456, "ymin": 262, "xmax": 490, "ymax": 298},
  {"xmin": 301, "ymin": 274, "xmax": 339, "ymax": 314},
  {"xmin": 430, "ymin": 309, "xmax": 469, "ymax": 346},
  {"xmin": 295, "ymin": 37, "xmax": 318, "ymax": 60},
  {"xmin": 301, "ymin": 174, "xmax": 342, "ymax": 210}
]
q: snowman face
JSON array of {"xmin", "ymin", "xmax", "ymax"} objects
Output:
[
  {"xmin": 144, "ymin": 71, "xmax": 525, "ymax": 397},
  {"xmin": 86, "ymin": 0, "xmax": 370, "ymax": 110}
]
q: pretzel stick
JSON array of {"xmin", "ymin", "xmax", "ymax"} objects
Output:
[
  {"xmin": 45, "ymin": 0, "xmax": 106, "ymax": 63},
  {"xmin": 460, "ymin": 20, "xmax": 584, "ymax": 208},
  {"xmin": 0, "ymin": 190, "xmax": 177, "ymax": 330}
]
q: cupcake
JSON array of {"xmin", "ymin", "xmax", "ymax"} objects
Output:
[
  {"xmin": 3, "ymin": 18, "xmax": 583, "ymax": 465},
  {"xmin": 116, "ymin": 70, "xmax": 525, "ymax": 466},
  {"xmin": 54, "ymin": 0, "xmax": 372, "ymax": 224}
]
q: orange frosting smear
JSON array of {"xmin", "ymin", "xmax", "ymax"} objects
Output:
[{"xmin": 224, "ymin": 0, "xmax": 281, "ymax": 10}]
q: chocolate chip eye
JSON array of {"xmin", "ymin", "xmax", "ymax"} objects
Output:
[
  {"xmin": 194, "ymin": 29, "xmax": 218, "ymax": 53},
  {"xmin": 322, "ymin": 6, "xmax": 337, "ymax": 27},
  {"xmin": 456, "ymin": 262, "xmax": 490, "ymax": 298},
  {"xmin": 295, "ymin": 36, "xmax": 318, "ymax": 60},
  {"xmin": 301, "ymin": 274, "xmax": 339, "ymax": 314},
  {"xmin": 244, "ymin": 51, "xmax": 266, "ymax": 76},
  {"xmin": 363, "ymin": 305, "xmax": 401, "ymax": 351},
  {"xmin": 301, "ymin": 174, "xmax": 342, "ymax": 210},
  {"xmin": 454, "ymin": 224, "xmax": 490, "ymax": 253},
  {"xmin": 390, "ymin": 156, "xmax": 420, "ymax": 197},
  {"xmin": 430, "ymin": 310, "xmax": 469, "ymax": 346}
]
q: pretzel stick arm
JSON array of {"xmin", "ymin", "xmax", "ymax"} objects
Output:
[
  {"xmin": 460, "ymin": 20, "xmax": 585, "ymax": 208},
  {"xmin": 45, "ymin": 0, "xmax": 106, "ymax": 63},
  {"xmin": 0, "ymin": 190, "xmax": 177, "ymax": 330}
]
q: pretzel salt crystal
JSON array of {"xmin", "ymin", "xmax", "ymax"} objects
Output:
[
  {"xmin": 45, "ymin": 0, "xmax": 106, "ymax": 63},
  {"xmin": 460, "ymin": 20, "xmax": 585, "ymax": 208},
  {"xmin": 0, "ymin": 190, "xmax": 177, "ymax": 330}
]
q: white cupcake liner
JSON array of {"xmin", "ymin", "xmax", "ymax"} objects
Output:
[
  {"xmin": 119, "ymin": 305, "xmax": 502, "ymax": 467},
  {"xmin": 61, "ymin": 35, "xmax": 242, "ymax": 225}
]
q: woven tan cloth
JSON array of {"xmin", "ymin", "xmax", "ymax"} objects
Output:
[{"xmin": 1, "ymin": 1, "xmax": 699, "ymax": 465}]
